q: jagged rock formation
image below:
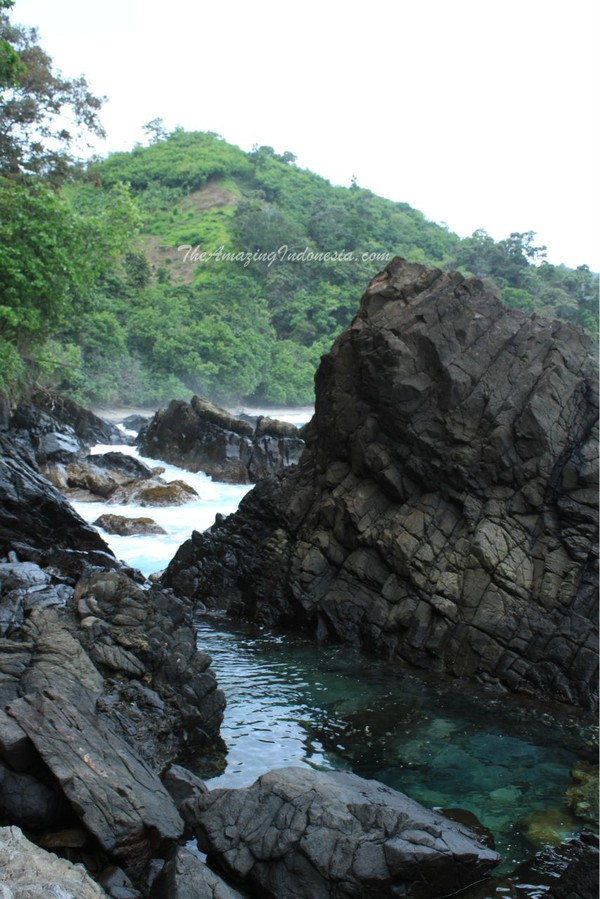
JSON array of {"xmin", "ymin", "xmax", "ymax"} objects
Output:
[
  {"xmin": 0, "ymin": 433, "xmax": 116, "ymax": 575},
  {"xmin": 164, "ymin": 259, "xmax": 599, "ymax": 709},
  {"xmin": 139, "ymin": 395, "xmax": 304, "ymax": 483},
  {"xmin": 183, "ymin": 766, "xmax": 500, "ymax": 898},
  {"xmin": 0, "ymin": 423, "xmax": 226, "ymax": 894}
]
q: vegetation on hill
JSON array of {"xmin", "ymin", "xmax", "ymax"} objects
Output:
[{"xmin": 0, "ymin": 3, "xmax": 597, "ymax": 408}]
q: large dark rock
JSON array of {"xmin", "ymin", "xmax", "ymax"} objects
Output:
[
  {"xmin": 8, "ymin": 689, "xmax": 184, "ymax": 880},
  {"xmin": 11, "ymin": 390, "xmax": 125, "ymax": 450},
  {"xmin": 140, "ymin": 395, "xmax": 304, "ymax": 483},
  {"xmin": 183, "ymin": 766, "xmax": 500, "ymax": 899},
  {"xmin": 151, "ymin": 846, "xmax": 247, "ymax": 899},
  {"xmin": 0, "ymin": 433, "xmax": 116, "ymax": 575},
  {"xmin": 547, "ymin": 833, "xmax": 599, "ymax": 899},
  {"xmin": 73, "ymin": 570, "xmax": 226, "ymax": 760},
  {"xmin": 164, "ymin": 259, "xmax": 599, "ymax": 709}
]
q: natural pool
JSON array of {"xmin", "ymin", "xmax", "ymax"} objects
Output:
[{"xmin": 193, "ymin": 615, "xmax": 597, "ymax": 894}]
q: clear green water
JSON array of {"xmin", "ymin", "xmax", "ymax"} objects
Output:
[{"xmin": 194, "ymin": 615, "xmax": 598, "ymax": 895}]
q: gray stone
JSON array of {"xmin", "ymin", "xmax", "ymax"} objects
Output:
[
  {"xmin": 0, "ymin": 825, "xmax": 108, "ymax": 897},
  {"xmin": 8, "ymin": 689, "xmax": 184, "ymax": 877},
  {"xmin": 184, "ymin": 766, "xmax": 500, "ymax": 899},
  {"xmin": 151, "ymin": 847, "xmax": 246, "ymax": 899}
]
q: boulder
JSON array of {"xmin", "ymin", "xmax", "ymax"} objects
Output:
[
  {"xmin": 8, "ymin": 689, "xmax": 184, "ymax": 879},
  {"xmin": 547, "ymin": 833, "xmax": 600, "ymax": 899},
  {"xmin": 184, "ymin": 766, "xmax": 500, "ymax": 898},
  {"xmin": 93, "ymin": 514, "xmax": 167, "ymax": 536},
  {"xmin": 163, "ymin": 259, "xmax": 599, "ymax": 709},
  {"xmin": 0, "ymin": 825, "xmax": 108, "ymax": 898},
  {"xmin": 109, "ymin": 478, "xmax": 198, "ymax": 506},
  {"xmin": 13, "ymin": 390, "xmax": 125, "ymax": 447},
  {"xmin": 64, "ymin": 452, "xmax": 156, "ymax": 500},
  {"xmin": 0, "ymin": 432, "xmax": 116, "ymax": 575},
  {"xmin": 140, "ymin": 395, "xmax": 304, "ymax": 483},
  {"xmin": 73, "ymin": 570, "xmax": 225, "ymax": 760},
  {"xmin": 151, "ymin": 846, "xmax": 246, "ymax": 899}
]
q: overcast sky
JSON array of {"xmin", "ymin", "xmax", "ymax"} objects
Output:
[{"xmin": 11, "ymin": 0, "xmax": 600, "ymax": 270}]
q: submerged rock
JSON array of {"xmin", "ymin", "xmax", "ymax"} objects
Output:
[
  {"xmin": 183, "ymin": 766, "xmax": 500, "ymax": 898},
  {"xmin": 140, "ymin": 395, "xmax": 304, "ymax": 483},
  {"xmin": 164, "ymin": 259, "xmax": 599, "ymax": 709}
]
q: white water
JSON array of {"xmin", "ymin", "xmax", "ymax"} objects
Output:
[
  {"xmin": 72, "ymin": 445, "xmax": 252, "ymax": 576},
  {"xmin": 72, "ymin": 406, "xmax": 313, "ymax": 576}
]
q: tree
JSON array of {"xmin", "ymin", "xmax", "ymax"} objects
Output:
[
  {"xmin": 142, "ymin": 117, "xmax": 167, "ymax": 144},
  {"xmin": 0, "ymin": 9, "xmax": 105, "ymax": 181}
]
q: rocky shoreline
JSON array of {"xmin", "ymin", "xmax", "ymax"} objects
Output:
[
  {"xmin": 165, "ymin": 259, "xmax": 599, "ymax": 712},
  {"xmin": 0, "ymin": 259, "xmax": 598, "ymax": 897}
]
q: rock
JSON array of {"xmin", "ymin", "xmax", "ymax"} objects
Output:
[
  {"xmin": 0, "ymin": 709, "xmax": 36, "ymax": 771},
  {"xmin": 151, "ymin": 846, "xmax": 246, "ymax": 899},
  {"xmin": 96, "ymin": 865, "xmax": 142, "ymax": 899},
  {"xmin": 38, "ymin": 430, "xmax": 81, "ymax": 460},
  {"xmin": 0, "ymin": 825, "xmax": 109, "ymax": 897},
  {"xmin": 184, "ymin": 766, "xmax": 500, "ymax": 899},
  {"xmin": 122, "ymin": 414, "xmax": 152, "ymax": 434},
  {"xmin": 565, "ymin": 761, "xmax": 599, "ymax": 822},
  {"xmin": 0, "ymin": 432, "xmax": 116, "ymax": 576},
  {"xmin": 92, "ymin": 451, "xmax": 155, "ymax": 481},
  {"xmin": 108, "ymin": 477, "xmax": 198, "ymax": 506},
  {"xmin": 547, "ymin": 833, "xmax": 600, "ymax": 899},
  {"xmin": 164, "ymin": 259, "xmax": 599, "ymax": 709},
  {"xmin": 64, "ymin": 452, "xmax": 156, "ymax": 500},
  {"xmin": 93, "ymin": 514, "xmax": 167, "ymax": 536},
  {"xmin": 140, "ymin": 395, "xmax": 304, "ymax": 483},
  {"xmin": 8, "ymin": 689, "xmax": 184, "ymax": 879},
  {"xmin": 520, "ymin": 807, "xmax": 579, "ymax": 848},
  {"xmin": 161, "ymin": 764, "xmax": 208, "ymax": 813},
  {"xmin": 12, "ymin": 390, "xmax": 125, "ymax": 448},
  {"xmin": 0, "ymin": 758, "xmax": 67, "ymax": 828},
  {"xmin": 73, "ymin": 570, "xmax": 225, "ymax": 762}
]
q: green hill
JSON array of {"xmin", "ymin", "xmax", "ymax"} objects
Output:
[{"xmin": 45, "ymin": 130, "xmax": 600, "ymax": 406}]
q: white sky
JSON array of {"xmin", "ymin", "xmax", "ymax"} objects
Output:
[{"xmin": 11, "ymin": 0, "xmax": 600, "ymax": 270}]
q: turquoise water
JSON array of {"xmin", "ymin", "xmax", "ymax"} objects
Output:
[{"xmin": 194, "ymin": 616, "xmax": 597, "ymax": 893}]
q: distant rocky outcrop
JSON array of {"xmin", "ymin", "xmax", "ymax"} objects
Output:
[
  {"xmin": 183, "ymin": 766, "xmax": 501, "ymax": 898},
  {"xmin": 11, "ymin": 390, "xmax": 126, "ymax": 458},
  {"xmin": 139, "ymin": 395, "xmax": 304, "ymax": 483},
  {"xmin": 164, "ymin": 259, "xmax": 599, "ymax": 709}
]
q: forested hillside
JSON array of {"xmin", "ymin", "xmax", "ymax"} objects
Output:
[{"xmin": 1, "ymin": 1, "xmax": 597, "ymax": 408}]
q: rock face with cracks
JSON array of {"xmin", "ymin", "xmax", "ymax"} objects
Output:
[
  {"xmin": 183, "ymin": 766, "xmax": 500, "ymax": 899},
  {"xmin": 164, "ymin": 259, "xmax": 599, "ymax": 709}
]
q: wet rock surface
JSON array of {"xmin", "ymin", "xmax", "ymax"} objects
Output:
[
  {"xmin": 184, "ymin": 766, "xmax": 501, "ymax": 899},
  {"xmin": 164, "ymin": 259, "xmax": 599, "ymax": 709},
  {"xmin": 140, "ymin": 395, "xmax": 304, "ymax": 483},
  {"xmin": 93, "ymin": 514, "xmax": 167, "ymax": 536}
]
